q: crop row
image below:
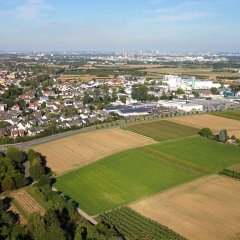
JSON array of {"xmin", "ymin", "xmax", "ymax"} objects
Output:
[{"xmin": 100, "ymin": 207, "xmax": 187, "ymax": 240}]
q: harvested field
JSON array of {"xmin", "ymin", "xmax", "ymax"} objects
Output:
[
  {"xmin": 10, "ymin": 189, "xmax": 45, "ymax": 216},
  {"xmin": 131, "ymin": 175, "xmax": 240, "ymax": 240},
  {"xmin": 168, "ymin": 114, "xmax": 240, "ymax": 132},
  {"xmin": 123, "ymin": 120, "xmax": 199, "ymax": 142},
  {"xmin": 33, "ymin": 128, "xmax": 156, "ymax": 174}
]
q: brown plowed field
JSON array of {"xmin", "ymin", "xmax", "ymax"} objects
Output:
[
  {"xmin": 33, "ymin": 128, "xmax": 156, "ymax": 174},
  {"xmin": 131, "ymin": 175, "xmax": 240, "ymax": 240},
  {"xmin": 168, "ymin": 114, "xmax": 240, "ymax": 132},
  {"xmin": 10, "ymin": 189, "xmax": 45, "ymax": 216}
]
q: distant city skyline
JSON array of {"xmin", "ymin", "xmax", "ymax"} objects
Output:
[{"xmin": 0, "ymin": 0, "xmax": 239, "ymax": 52}]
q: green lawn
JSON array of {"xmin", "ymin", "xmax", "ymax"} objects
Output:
[
  {"xmin": 55, "ymin": 148, "xmax": 199, "ymax": 215},
  {"xmin": 123, "ymin": 120, "xmax": 199, "ymax": 142},
  {"xmin": 147, "ymin": 136, "xmax": 240, "ymax": 173},
  {"xmin": 212, "ymin": 110, "xmax": 240, "ymax": 121}
]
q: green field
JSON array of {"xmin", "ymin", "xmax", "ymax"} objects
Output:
[
  {"xmin": 212, "ymin": 110, "xmax": 240, "ymax": 121},
  {"xmin": 123, "ymin": 120, "xmax": 199, "ymax": 142},
  {"xmin": 55, "ymin": 136, "xmax": 240, "ymax": 215},
  {"xmin": 55, "ymin": 147, "xmax": 199, "ymax": 215},
  {"xmin": 148, "ymin": 136, "xmax": 240, "ymax": 173}
]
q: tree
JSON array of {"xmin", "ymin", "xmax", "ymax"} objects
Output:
[
  {"xmin": 218, "ymin": 129, "xmax": 228, "ymax": 142},
  {"xmin": 199, "ymin": 128, "xmax": 213, "ymax": 138},
  {"xmin": 74, "ymin": 226, "xmax": 84, "ymax": 240},
  {"xmin": 27, "ymin": 149, "xmax": 41, "ymax": 162},
  {"xmin": 93, "ymin": 88, "xmax": 101, "ymax": 103},
  {"xmin": 160, "ymin": 93, "xmax": 168, "ymax": 100},
  {"xmin": 1, "ymin": 176, "xmax": 15, "ymax": 191},
  {"xmin": 6, "ymin": 147, "xmax": 25, "ymax": 164},
  {"xmin": 83, "ymin": 91, "xmax": 93, "ymax": 105},
  {"xmin": 29, "ymin": 165, "xmax": 44, "ymax": 180},
  {"xmin": 119, "ymin": 96, "xmax": 126, "ymax": 104},
  {"xmin": 37, "ymin": 175, "xmax": 51, "ymax": 187},
  {"xmin": 131, "ymin": 84, "xmax": 148, "ymax": 101},
  {"xmin": 13, "ymin": 172, "xmax": 26, "ymax": 189},
  {"xmin": 28, "ymin": 213, "xmax": 47, "ymax": 240},
  {"xmin": 176, "ymin": 88, "xmax": 185, "ymax": 95},
  {"xmin": 210, "ymin": 87, "xmax": 218, "ymax": 95},
  {"xmin": 111, "ymin": 88, "xmax": 118, "ymax": 102}
]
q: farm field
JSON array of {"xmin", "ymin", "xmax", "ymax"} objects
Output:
[
  {"xmin": 123, "ymin": 120, "xmax": 199, "ymax": 142},
  {"xmin": 59, "ymin": 74, "xmax": 114, "ymax": 82},
  {"xmin": 142, "ymin": 66, "xmax": 240, "ymax": 79},
  {"xmin": 100, "ymin": 207, "xmax": 186, "ymax": 240},
  {"xmin": 131, "ymin": 175, "xmax": 240, "ymax": 240},
  {"xmin": 10, "ymin": 188, "xmax": 45, "ymax": 216},
  {"xmin": 33, "ymin": 128, "xmax": 156, "ymax": 174},
  {"xmin": 55, "ymin": 147, "xmax": 200, "ymax": 215},
  {"xmin": 212, "ymin": 110, "xmax": 240, "ymax": 121},
  {"xmin": 54, "ymin": 135, "xmax": 240, "ymax": 215},
  {"xmin": 168, "ymin": 114, "xmax": 240, "ymax": 132},
  {"xmin": 147, "ymin": 136, "xmax": 240, "ymax": 173}
]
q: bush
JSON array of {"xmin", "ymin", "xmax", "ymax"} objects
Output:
[
  {"xmin": 37, "ymin": 175, "xmax": 52, "ymax": 187},
  {"xmin": 6, "ymin": 147, "xmax": 25, "ymax": 164},
  {"xmin": 29, "ymin": 165, "xmax": 44, "ymax": 180},
  {"xmin": 199, "ymin": 128, "xmax": 213, "ymax": 138},
  {"xmin": 1, "ymin": 177, "xmax": 15, "ymax": 191},
  {"xmin": 13, "ymin": 172, "xmax": 26, "ymax": 189}
]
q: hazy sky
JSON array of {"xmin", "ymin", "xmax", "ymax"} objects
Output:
[{"xmin": 0, "ymin": 0, "xmax": 239, "ymax": 52}]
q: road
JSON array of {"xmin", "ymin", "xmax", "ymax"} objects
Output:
[{"xmin": 0, "ymin": 108, "xmax": 237, "ymax": 152}]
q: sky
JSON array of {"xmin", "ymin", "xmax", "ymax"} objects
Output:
[{"xmin": 0, "ymin": 0, "xmax": 239, "ymax": 52}]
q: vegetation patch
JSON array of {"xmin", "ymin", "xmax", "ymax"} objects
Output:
[
  {"xmin": 100, "ymin": 207, "xmax": 186, "ymax": 240},
  {"xmin": 123, "ymin": 120, "xmax": 199, "ymax": 142},
  {"xmin": 219, "ymin": 169, "xmax": 240, "ymax": 180}
]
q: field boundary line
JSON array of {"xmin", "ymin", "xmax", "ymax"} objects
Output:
[{"xmin": 141, "ymin": 146, "xmax": 207, "ymax": 175}]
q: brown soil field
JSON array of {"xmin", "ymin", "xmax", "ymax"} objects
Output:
[
  {"xmin": 10, "ymin": 189, "xmax": 45, "ymax": 216},
  {"xmin": 131, "ymin": 175, "xmax": 240, "ymax": 240},
  {"xmin": 168, "ymin": 114, "xmax": 240, "ymax": 133},
  {"xmin": 33, "ymin": 128, "xmax": 156, "ymax": 175}
]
